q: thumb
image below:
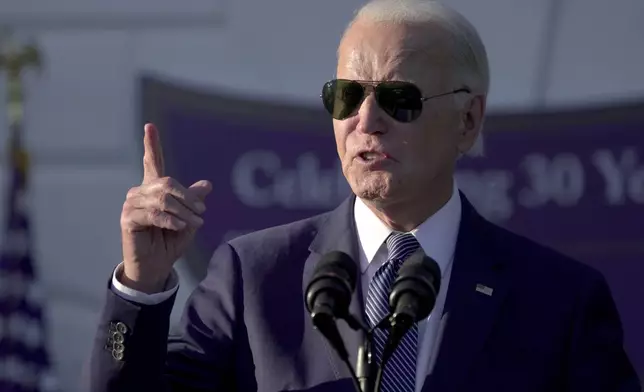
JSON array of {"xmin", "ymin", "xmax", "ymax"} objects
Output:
[{"xmin": 189, "ymin": 180, "xmax": 213, "ymax": 200}]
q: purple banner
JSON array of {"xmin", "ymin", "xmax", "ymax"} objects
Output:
[{"xmin": 141, "ymin": 76, "xmax": 644, "ymax": 378}]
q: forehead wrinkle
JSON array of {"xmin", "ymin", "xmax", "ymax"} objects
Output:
[
  {"xmin": 341, "ymin": 46, "xmax": 420, "ymax": 82},
  {"xmin": 341, "ymin": 48, "xmax": 372, "ymax": 79}
]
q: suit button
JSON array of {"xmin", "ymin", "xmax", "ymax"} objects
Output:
[
  {"xmin": 112, "ymin": 349, "xmax": 124, "ymax": 361},
  {"xmin": 115, "ymin": 322, "xmax": 128, "ymax": 334},
  {"xmin": 113, "ymin": 342, "xmax": 125, "ymax": 353},
  {"xmin": 112, "ymin": 331, "xmax": 125, "ymax": 344}
]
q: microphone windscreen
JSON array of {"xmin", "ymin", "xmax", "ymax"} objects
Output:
[
  {"xmin": 398, "ymin": 249, "xmax": 441, "ymax": 294},
  {"xmin": 312, "ymin": 251, "xmax": 357, "ymax": 291},
  {"xmin": 389, "ymin": 248, "xmax": 442, "ymax": 322},
  {"xmin": 305, "ymin": 251, "xmax": 357, "ymax": 315}
]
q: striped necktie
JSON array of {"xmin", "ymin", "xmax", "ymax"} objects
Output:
[{"xmin": 365, "ymin": 232, "xmax": 420, "ymax": 392}]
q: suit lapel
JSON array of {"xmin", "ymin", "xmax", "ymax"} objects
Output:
[
  {"xmin": 302, "ymin": 195, "xmax": 367, "ymax": 381},
  {"xmin": 425, "ymin": 193, "xmax": 511, "ymax": 392}
]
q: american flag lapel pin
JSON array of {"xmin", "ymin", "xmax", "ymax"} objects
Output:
[{"xmin": 476, "ymin": 283, "xmax": 493, "ymax": 296}]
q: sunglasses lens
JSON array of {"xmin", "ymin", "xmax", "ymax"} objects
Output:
[
  {"xmin": 322, "ymin": 79, "xmax": 364, "ymax": 120},
  {"xmin": 376, "ymin": 82, "xmax": 423, "ymax": 122}
]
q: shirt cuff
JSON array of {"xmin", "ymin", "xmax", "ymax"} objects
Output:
[{"xmin": 111, "ymin": 263, "xmax": 179, "ymax": 305}]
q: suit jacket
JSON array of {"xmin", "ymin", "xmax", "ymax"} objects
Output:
[{"xmin": 85, "ymin": 193, "xmax": 640, "ymax": 392}]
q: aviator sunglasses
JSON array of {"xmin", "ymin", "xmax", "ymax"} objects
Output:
[{"xmin": 321, "ymin": 79, "xmax": 470, "ymax": 123}]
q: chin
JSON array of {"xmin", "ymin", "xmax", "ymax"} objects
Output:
[{"xmin": 349, "ymin": 171, "xmax": 399, "ymax": 203}]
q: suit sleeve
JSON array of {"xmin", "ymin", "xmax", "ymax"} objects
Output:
[
  {"xmin": 565, "ymin": 271, "xmax": 641, "ymax": 391},
  {"xmin": 84, "ymin": 243, "xmax": 251, "ymax": 392}
]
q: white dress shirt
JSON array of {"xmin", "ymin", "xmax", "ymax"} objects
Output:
[
  {"xmin": 111, "ymin": 263, "xmax": 179, "ymax": 305},
  {"xmin": 112, "ymin": 183, "xmax": 462, "ymax": 392},
  {"xmin": 353, "ymin": 182, "xmax": 461, "ymax": 392}
]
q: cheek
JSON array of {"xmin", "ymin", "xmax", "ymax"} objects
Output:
[
  {"xmin": 334, "ymin": 116, "xmax": 362, "ymax": 148},
  {"xmin": 425, "ymin": 109, "xmax": 461, "ymax": 144},
  {"xmin": 333, "ymin": 121, "xmax": 349, "ymax": 156},
  {"xmin": 403, "ymin": 120, "xmax": 458, "ymax": 165}
]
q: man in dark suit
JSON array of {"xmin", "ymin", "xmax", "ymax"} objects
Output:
[{"xmin": 86, "ymin": 0, "xmax": 640, "ymax": 391}]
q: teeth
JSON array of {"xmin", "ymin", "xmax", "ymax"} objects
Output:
[{"xmin": 361, "ymin": 152, "xmax": 379, "ymax": 160}]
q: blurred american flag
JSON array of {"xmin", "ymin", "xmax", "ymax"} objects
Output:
[{"xmin": 0, "ymin": 124, "xmax": 58, "ymax": 391}]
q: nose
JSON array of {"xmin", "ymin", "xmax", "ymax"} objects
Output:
[{"xmin": 355, "ymin": 93, "xmax": 387, "ymax": 135}]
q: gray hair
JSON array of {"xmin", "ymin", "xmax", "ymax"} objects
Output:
[{"xmin": 345, "ymin": 0, "xmax": 489, "ymax": 157}]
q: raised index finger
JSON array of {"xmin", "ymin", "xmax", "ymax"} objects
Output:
[{"xmin": 142, "ymin": 123, "xmax": 165, "ymax": 184}]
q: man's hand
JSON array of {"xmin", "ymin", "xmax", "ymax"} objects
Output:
[{"xmin": 120, "ymin": 123, "xmax": 212, "ymax": 293}]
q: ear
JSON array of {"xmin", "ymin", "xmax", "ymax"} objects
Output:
[{"xmin": 457, "ymin": 94, "xmax": 486, "ymax": 154}]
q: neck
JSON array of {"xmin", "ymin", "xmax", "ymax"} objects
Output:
[{"xmin": 364, "ymin": 175, "xmax": 454, "ymax": 232}]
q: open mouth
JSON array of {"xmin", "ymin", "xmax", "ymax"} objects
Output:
[{"xmin": 358, "ymin": 151, "xmax": 388, "ymax": 161}]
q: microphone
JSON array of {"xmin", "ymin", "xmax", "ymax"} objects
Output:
[
  {"xmin": 375, "ymin": 248, "xmax": 442, "ymax": 391},
  {"xmin": 305, "ymin": 251, "xmax": 357, "ymax": 362},
  {"xmin": 389, "ymin": 248, "xmax": 441, "ymax": 328}
]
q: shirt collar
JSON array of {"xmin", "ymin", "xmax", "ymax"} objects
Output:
[{"xmin": 353, "ymin": 180, "xmax": 462, "ymax": 276}]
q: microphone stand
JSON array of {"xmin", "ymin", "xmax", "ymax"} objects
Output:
[
  {"xmin": 315, "ymin": 312, "xmax": 409, "ymax": 392},
  {"xmin": 345, "ymin": 315, "xmax": 403, "ymax": 392},
  {"xmin": 355, "ymin": 328, "xmax": 374, "ymax": 392},
  {"xmin": 341, "ymin": 314, "xmax": 374, "ymax": 392}
]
